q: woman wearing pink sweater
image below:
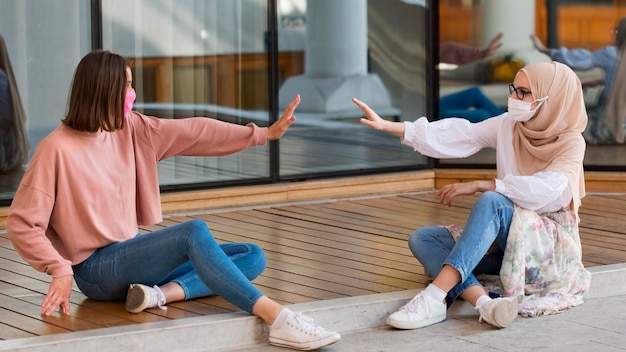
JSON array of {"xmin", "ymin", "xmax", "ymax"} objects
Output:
[{"xmin": 7, "ymin": 50, "xmax": 340, "ymax": 351}]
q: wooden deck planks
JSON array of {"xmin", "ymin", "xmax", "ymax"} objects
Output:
[{"xmin": 1, "ymin": 191, "xmax": 625, "ymax": 342}]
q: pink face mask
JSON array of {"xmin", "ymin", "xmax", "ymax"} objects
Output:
[{"xmin": 124, "ymin": 88, "xmax": 136, "ymax": 116}]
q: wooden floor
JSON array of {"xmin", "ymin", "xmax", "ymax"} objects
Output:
[{"xmin": 1, "ymin": 191, "xmax": 626, "ymax": 342}]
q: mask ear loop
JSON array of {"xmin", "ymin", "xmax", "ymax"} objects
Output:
[{"xmin": 532, "ymin": 96, "xmax": 548, "ymax": 111}]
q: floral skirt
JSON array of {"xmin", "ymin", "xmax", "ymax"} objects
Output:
[{"xmin": 497, "ymin": 206, "xmax": 591, "ymax": 317}]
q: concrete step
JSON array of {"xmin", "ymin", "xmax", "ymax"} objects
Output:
[
  {"xmin": 1, "ymin": 263, "xmax": 625, "ymax": 352},
  {"xmin": 231, "ymin": 292, "xmax": 626, "ymax": 352}
]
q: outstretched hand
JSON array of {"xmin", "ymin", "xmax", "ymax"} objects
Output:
[
  {"xmin": 352, "ymin": 98, "xmax": 405, "ymax": 137},
  {"xmin": 268, "ymin": 94, "xmax": 300, "ymax": 141},
  {"xmin": 41, "ymin": 274, "xmax": 73, "ymax": 316},
  {"xmin": 530, "ymin": 34, "xmax": 549, "ymax": 54},
  {"xmin": 353, "ymin": 98, "xmax": 386, "ymax": 130},
  {"xmin": 484, "ymin": 32, "xmax": 503, "ymax": 57}
]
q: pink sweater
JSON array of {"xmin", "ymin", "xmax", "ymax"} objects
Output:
[{"xmin": 7, "ymin": 112, "xmax": 268, "ymax": 278}]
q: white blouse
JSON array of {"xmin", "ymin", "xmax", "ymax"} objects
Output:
[{"xmin": 402, "ymin": 114, "xmax": 572, "ymax": 214}]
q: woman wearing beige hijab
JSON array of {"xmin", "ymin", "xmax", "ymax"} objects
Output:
[{"xmin": 352, "ymin": 61, "xmax": 591, "ymax": 330}]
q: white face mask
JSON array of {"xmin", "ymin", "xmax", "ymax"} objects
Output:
[{"xmin": 507, "ymin": 96, "xmax": 548, "ymax": 122}]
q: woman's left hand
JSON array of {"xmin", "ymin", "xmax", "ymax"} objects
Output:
[
  {"xmin": 41, "ymin": 274, "xmax": 74, "ymax": 316},
  {"xmin": 438, "ymin": 180, "xmax": 495, "ymax": 207},
  {"xmin": 268, "ymin": 94, "xmax": 300, "ymax": 141}
]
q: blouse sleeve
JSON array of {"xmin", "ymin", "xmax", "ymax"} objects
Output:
[
  {"xmin": 494, "ymin": 170, "xmax": 571, "ymax": 212},
  {"xmin": 401, "ymin": 115, "xmax": 502, "ymax": 159}
]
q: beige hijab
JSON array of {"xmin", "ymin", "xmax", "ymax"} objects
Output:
[{"xmin": 512, "ymin": 62, "xmax": 588, "ymax": 217}]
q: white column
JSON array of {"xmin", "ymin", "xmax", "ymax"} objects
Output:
[
  {"xmin": 305, "ymin": 0, "xmax": 367, "ymax": 77},
  {"xmin": 481, "ymin": 0, "xmax": 548, "ymax": 64},
  {"xmin": 279, "ymin": 0, "xmax": 392, "ymax": 113}
]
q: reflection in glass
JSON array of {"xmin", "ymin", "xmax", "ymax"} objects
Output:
[
  {"xmin": 277, "ymin": 0, "xmax": 429, "ymax": 177},
  {"xmin": 102, "ymin": 0, "xmax": 272, "ymax": 187},
  {"xmin": 0, "ymin": 1, "xmax": 91, "ymax": 202},
  {"xmin": 0, "ymin": 0, "xmax": 432, "ymax": 203},
  {"xmin": 531, "ymin": 17, "xmax": 626, "ymax": 145},
  {"xmin": 438, "ymin": 0, "xmax": 626, "ymax": 169}
]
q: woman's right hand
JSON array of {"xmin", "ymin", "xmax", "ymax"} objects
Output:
[{"xmin": 352, "ymin": 98, "xmax": 405, "ymax": 137}]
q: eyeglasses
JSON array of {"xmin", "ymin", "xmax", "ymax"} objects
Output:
[{"xmin": 508, "ymin": 84, "xmax": 532, "ymax": 100}]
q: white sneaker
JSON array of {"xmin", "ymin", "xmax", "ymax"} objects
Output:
[
  {"xmin": 269, "ymin": 308, "xmax": 341, "ymax": 350},
  {"xmin": 386, "ymin": 291, "xmax": 446, "ymax": 329},
  {"xmin": 125, "ymin": 284, "xmax": 167, "ymax": 313},
  {"xmin": 476, "ymin": 296, "xmax": 518, "ymax": 328}
]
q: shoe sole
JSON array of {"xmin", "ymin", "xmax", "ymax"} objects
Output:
[
  {"xmin": 269, "ymin": 334, "xmax": 341, "ymax": 351},
  {"xmin": 386, "ymin": 314, "xmax": 445, "ymax": 330},
  {"xmin": 490, "ymin": 297, "xmax": 518, "ymax": 328},
  {"xmin": 125, "ymin": 285, "xmax": 149, "ymax": 313}
]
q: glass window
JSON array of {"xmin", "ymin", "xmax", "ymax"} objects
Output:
[
  {"xmin": 438, "ymin": 0, "xmax": 626, "ymax": 170},
  {"xmin": 0, "ymin": 0, "xmax": 432, "ymax": 204},
  {"xmin": 437, "ymin": 0, "xmax": 496, "ymax": 166},
  {"xmin": 4, "ymin": 0, "xmax": 626, "ymax": 206},
  {"xmin": 277, "ymin": 0, "xmax": 430, "ymax": 177},
  {"xmin": 0, "ymin": 1, "xmax": 91, "ymax": 203},
  {"xmin": 103, "ymin": 0, "xmax": 432, "ymax": 186},
  {"xmin": 102, "ymin": 0, "xmax": 274, "ymax": 189},
  {"xmin": 546, "ymin": 1, "xmax": 626, "ymax": 168}
]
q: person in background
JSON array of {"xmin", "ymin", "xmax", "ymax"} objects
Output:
[
  {"xmin": 352, "ymin": 61, "xmax": 591, "ymax": 330},
  {"xmin": 7, "ymin": 50, "xmax": 340, "ymax": 351},
  {"xmin": 439, "ymin": 33, "xmax": 505, "ymax": 122},
  {"xmin": 0, "ymin": 68, "xmax": 9, "ymax": 123},
  {"xmin": 439, "ymin": 86, "xmax": 504, "ymax": 123},
  {"xmin": 530, "ymin": 16, "xmax": 626, "ymax": 144},
  {"xmin": 0, "ymin": 35, "xmax": 29, "ymax": 173}
]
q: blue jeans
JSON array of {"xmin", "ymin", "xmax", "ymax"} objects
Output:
[
  {"xmin": 439, "ymin": 87, "xmax": 504, "ymax": 123},
  {"xmin": 72, "ymin": 219, "xmax": 266, "ymax": 313},
  {"xmin": 408, "ymin": 192, "xmax": 514, "ymax": 306}
]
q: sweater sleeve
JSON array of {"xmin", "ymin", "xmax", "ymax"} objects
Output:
[
  {"xmin": 440, "ymin": 43, "xmax": 486, "ymax": 65},
  {"xmin": 7, "ymin": 182, "xmax": 73, "ymax": 278},
  {"xmin": 401, "ymin": 115, "xmax": 501, "ymax": 158},
  {"xmin": 130, "ymin": 113, "xmax": 268, "ymax": 161}
]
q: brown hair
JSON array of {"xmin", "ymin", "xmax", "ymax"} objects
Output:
[{"xmin": 62, "ymin": 50, "xmax": 129, "ymax": 132}]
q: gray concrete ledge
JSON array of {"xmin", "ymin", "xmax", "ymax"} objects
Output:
[
  {"xmin": 587, "ymin": 263, "xmax": 626, "ymax": 298},
  {"xmin": 1, "ymin": 264, "xmax": 625, "ymax": 352}
]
